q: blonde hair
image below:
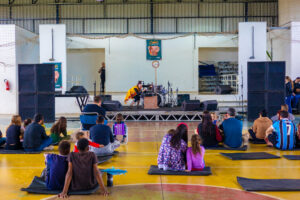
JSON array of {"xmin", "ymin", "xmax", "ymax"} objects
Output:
[
  {"xmin": 191, "ymin": 134, "xmax": 202, "ymax": 155},
  {"xmin": 10, "ymin": 115, "xmax": 22, "ymax": 126},
  {"xmin": 75, "ymin": 131, "xmax": 85, "ymax": 140}
]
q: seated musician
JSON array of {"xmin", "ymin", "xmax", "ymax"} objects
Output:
[
  {"xmin": 83, "ymin": 96, "xmax": 106, "ymax": 117},
  {"xmin": 124, "ymin": 81, "xmax": 144, "ymax": 108}
]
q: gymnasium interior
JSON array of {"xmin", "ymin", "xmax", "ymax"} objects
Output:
[{"xmin": 0, "ymin": 0, "xmax": 300, "ymax": 200}]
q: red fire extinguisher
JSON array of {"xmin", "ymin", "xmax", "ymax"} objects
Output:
[{"xmin": 4, "ymin": 79, "xmax": 10, "ymax": 91}]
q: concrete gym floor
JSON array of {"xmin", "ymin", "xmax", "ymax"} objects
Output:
[{"xmin": 0, "ymin": 121, "xmax": 300, "ymax": 200}]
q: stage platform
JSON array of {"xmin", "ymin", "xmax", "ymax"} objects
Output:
[{"xmin": 69, "ymin": 107, "xmax": 204, "ymax": 122}]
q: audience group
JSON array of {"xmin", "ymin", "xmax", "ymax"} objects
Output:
[
  {"xmin": 285, "ymin": 76, "xmax": 300, "ymax": 113},
  {"xmin": 157, "ymin": 106, "xmax": 300, "ymax": 172},
  {"xmin": 0, "ymin": 94, "xmax": 299, "ymax": 196}
]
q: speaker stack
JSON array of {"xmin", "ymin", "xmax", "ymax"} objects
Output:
[
  {"xmin": 247, "ymin": 61, "xmax": 285, "ymax": 121},
  {"xmin": 18, "ymin": 64, "xmax": 55, "ymax": 122}
]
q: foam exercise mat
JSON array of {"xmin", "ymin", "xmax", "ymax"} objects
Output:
[
  {"xmin": 0, "ymin": 148, "xmax": 40, "ymax": 154},
  {"xmin": 220, "ymin": 152, "xmax": 280, "ymax": 160},
  {"xmin": 237, "ymin": 177, "xmax": 300, "ymax": 191},
  {"xmin": 283, "ymin": 155, "xmax": 300, "ymax": 160},
  {"xmin": 205, "ymin": 145, "xmax": 247, "ymax": 151},
  {"xmin": 249, "ymin": 139, "xmax": 266, "ymax": 144},
  {"xmin": 97, "ymin": 155, "xmax": 113, "ymax": 164},
  {"xmin": 21, "ymin": 176, "xmax": 99, "ymax": 194},
  {"xmin": 148, "ymin": 165, "xmax": 212, "ymax": 176}
]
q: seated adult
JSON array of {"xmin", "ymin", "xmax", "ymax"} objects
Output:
[
  {"xmin": 271, "ymin": 104, "xmax": 295, "ymax": 122},
  {"xmin": 82, "ymin": 95, "xmax": 106, "ymax": 117},
  {"xmin": 248, "ymin": 110, "xmax": 272, "ymax": 142},
  {"xmin": 157, "ymin": 124, "xmax": 188, "ymax": 171},
  {"xmin": 89, "ymin": 116, "xmax": 120, "ymax": 154},
  {"xmin": 265, "ymin": 110, "xmax": 297, "ymax": 150},
  {"xmin": 292, "ymin": 77, "xmax": 300, "ymax": 108},
  {"xmin": 6, "ymin": 115, "xmax": 24, "ymax": 150},
  {"xmin": 45, "ymin": 141, "xmax": 70, "ymax": 190},
  {"xmin": 196, "ymin": 112, "xmax": 222, "ymax": 147},
  {"xmin": 219, "ymin": 108, "xmax": 248, "ymax": 148},
  {"xmin": 23, "ymin": 114, "xmax": 52, "ymax": 152}
]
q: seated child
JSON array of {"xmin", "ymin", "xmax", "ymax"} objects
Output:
[
  {"xmin": 74, "ymin": 131, "xmax": 104, "ymax": 152},
  {"xmin": 23, "ymin": 118, "xmax": 32, "ymax": 130},
  {"xmin": 186, "ymin": 134, "xmax": 205, "ymax": 172},
  {"xmin": 45, "ymin": 141, "xmax": 70, "ymax": 190},
  {"xmin": 211, "ymin": 112, "xmax": 219, "ymax": 125},
  {"xmin": 112, "ymin": 113, "xmax": 128, "ymax": 144},
  {"xmin": 58, "ymin": 138, "xmax": 108, "ymax": 198},
  {"xmin": 50, "ymin": 117, "xmax": 70, "ymax": 145},
  {"xmin": 0, "ymin": 130, "xmax": 6, "ymax": 146}
]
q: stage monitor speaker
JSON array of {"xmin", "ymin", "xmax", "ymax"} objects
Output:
[
  {"xmin": 18, "ymin": 64, "xmax": 55, "ymax": 122},
  {"xmin": 100, "ymin": 95, "xmax": 112, "ymax": 102},
  {"xmin": 214, "ymin": 85, "xmax": 233, "ymax": 94},
  {"xmin": 200, "ymin": 100, "xmax": 218, "ymax": 111},
  {"xmin": 177, "ymin": 94, "xmax": 190, "ymax": 106},
  {"xmin": 66, "ymin": 85, "xmax": 88, "ymax": 94},
  {"xmin": 102, "ymin": 101, "xmax": 122, "ymax": 111},
  {"xmin": 247, "ymin": 61, "xmax": 285, "ymax": 121},
  {"xmin": 182, "ymin": 100, "xmax": 201, "ymax": 111}
]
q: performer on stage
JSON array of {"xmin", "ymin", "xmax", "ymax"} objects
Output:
[
  {"xmin": 98, "ymin": 62, "xmax": 106, "ymax": 93},
  {"xmin": 124, "ymin": 81, "xmax": 144, "ymax": 108}
]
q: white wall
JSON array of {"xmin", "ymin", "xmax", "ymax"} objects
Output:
[
  {"xmin": 198, "ymin": 47, "xmax": 238, "ymax": 62},
  {"xmin": 67, "ymin": 34, "xmax": 238, "ymax": 93},
  {"xmin": 0, "ymin": 25, "xmax": 39, "ymax": 115},
  {"xmin": 290, "ymin": 22, "xmax": 300, "ymax": 79},
  {"xmin": 238, "ymin": 22, "xmax": 267, "ymax": 99},
  {"xmin": 39, "ymin": 24, "xmax": 67, "ymax": 93},
  {"xmin": 0, "ymin": 25, "xmax": 17, "ymax": 114},
  {"xmin": 67, "ymin": 48, "xmax": 105, "ymax": 91}
]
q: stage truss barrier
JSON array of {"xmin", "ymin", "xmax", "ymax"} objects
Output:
[{"xmin": 105, "ymin": 111, "xmax": 203, "ymax": 122}]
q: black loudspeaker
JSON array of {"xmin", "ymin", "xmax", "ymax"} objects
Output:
[
  {"xmin": 200, "ymin": 100, "xmax": 218, "ymax": 111},
  {"xmin": 66, "ymin": 85, "xmax": 88, "ymax": 94},
  {"xmin": 19, "ymin": 64, "xmax": 55, "ymax": 122},
  {"xmin": 102, "ymin": 101, "xmax": 122, "ymax": 111},
  {"xmin": 182, "ymin": 100, "xmax": 201, "ymax": 111},
  {"xmin": 177, "ymin": 94, "xmax": 190, "ymax": 106},
  {"xmin": 247, "ymin": 62, "xmax": 285, "ymax": 121},
  {"xmin": 100, "ymin": 95, "xmax": 112, "ymax": 102},
  {"xmin": 214, "ymin": 85, "xmax": 233, "ymax": 94}
]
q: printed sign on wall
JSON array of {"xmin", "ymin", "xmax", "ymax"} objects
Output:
[
  {"xmin": 44, "ymin": 62, "xmax": 62, "ymax": 90},
  {"xmin": 146, "ymin": 40, "xmax": 162, "ymax": 60}
]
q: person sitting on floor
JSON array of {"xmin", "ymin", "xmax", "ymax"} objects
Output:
[
  {"xmin": 265, "ymin": 110, "xmax": 297, "ymax": 150},
  {"xmin": 211, "ymin": 112, "xmax": 219, "ymax": 125},
  {"xmin": 73, "ymin": 131, "xmax": 104, "ymax": 153},
  {"xmin": 50, "ymin": 117, "xmax": 70, "ymax": 145},
  {"xmin": 292, "ymin": 77, "xmax": 300, "ymax": 108},
  {"xmin": 196, "ymin": 112, "xmax": 222, "ymax": 148},
  {"xmin": 271, "ymin": 104, "xmax": 295, "ymax": 122},
  {"xmin": 219, "ymin": 108, "xmax": 248, "ymax": 148},
  {"xmin": 186, "ymin": 134, "xmax": 205, "ymax": 172},
  {"xmin": 157, "ymin": 124, "xmax": 188, "ymax": 171},
  {"xmin": 90, "ymin": 116, "xmax": 120, "ymax": 155},
  {"xmin": 45, "ymin": 140, "xmax": 70, "ymax": 190},
  {"xmin": 0, "ymin": 130, "xmax": 6, "ymax": 147},
  {"xmin": 23, "ymin": 114, "xmax": 53, "ymax": 152},
  {"xmin": 248, "ymin": 110, "xmax": 272, "ymax": 143},
  {"xmin": 83, "ymin": 95, "xmax": 106, "ymax": 117},
  {"xmin": 5, "ymin": 115, "xmax": 24, "ymax": 150},
  {"xmin": 112, "ymin": 113, "xmax": 128, "ymax": 144},
  {"xmin": 58, "ymin": 138, "xmax": 108, "ymax": 198},
  {"xmin": 23, "ymin": 118, "xmax": 32, "ymax": 130},
  {"xmin": 296, "ymin": 123, "xmax": 300, "ymax": 148}
]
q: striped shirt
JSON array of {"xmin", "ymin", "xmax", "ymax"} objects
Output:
[{"xmin": 272, "ymin": 118, "xmax": 297, "ymax": 150}]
